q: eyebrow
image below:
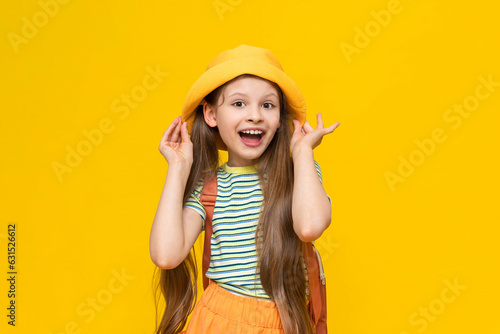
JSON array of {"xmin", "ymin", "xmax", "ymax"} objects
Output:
[{"xmin": 228, "ymin": 92, "xmax": 278, "ymax": 99}]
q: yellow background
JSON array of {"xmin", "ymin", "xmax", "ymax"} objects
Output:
[{"xmin": 1, "ymin": 0, "xmax": 499, "ymax": 333}]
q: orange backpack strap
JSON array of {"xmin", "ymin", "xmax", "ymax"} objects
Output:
[
  {"xmin": 200, "ymin": 174, "xmax": 217, "ymax": 291},
  {"xmin": 305, "ymin": 242, "xmax": 328, "ymax": 333}
]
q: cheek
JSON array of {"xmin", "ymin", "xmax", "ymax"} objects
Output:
[
  {"xmin": 216, "ymin": 121, "xmax": 235, "ymax": 141},
  {"xmin": 273, "ymin": 115, "xmax": 281, "ymax": 129}
]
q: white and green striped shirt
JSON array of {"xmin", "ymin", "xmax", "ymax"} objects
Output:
[{"xmin": 184, "ymin": 161, "xmax": 328, "ymax": 301}]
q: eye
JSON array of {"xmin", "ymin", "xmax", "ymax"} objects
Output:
[
  {"xmin": 232, "ymin": 101, "xmax": 245, "ymax": 107},
  {"xmin": 262, "ymin": 102, "xmax": 275, "ymax": 109}
]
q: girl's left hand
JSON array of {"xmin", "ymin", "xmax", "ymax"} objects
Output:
[{"xmin": 290, "ymin": 113, "xmax": 340, "ymax": 156}]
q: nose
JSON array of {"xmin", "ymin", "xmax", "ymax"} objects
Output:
[{"xmin": 245, "ymin": 105, "xmax": 263, "ymax": 123}]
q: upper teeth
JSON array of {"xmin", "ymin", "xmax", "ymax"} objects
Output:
[{"xmin": 241, "ymin": 130, "xmax": 263, "ymax": 135}]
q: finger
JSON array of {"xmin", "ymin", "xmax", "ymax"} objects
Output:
[
  {"xmin": 180, "ymin": 121, "xmax": 192, "ymax": 144},
  {"xmin": 316, "ymin": 113, "xmax": 324, "ymax": 130},
  {"xmin": 171, "ymin": 116, "xmax": 182, "ymax": 143},
  {"xmin": 303, "ymin": 120, "xmax": 314, "ymax": 133},
  {"xmin": 161, "ymin": 117, "xmax": 179, "ymax": 142},
  {"xmin": 318, "ymin": 123, "xmax": 340, "ymax": 143},
  {"xmin": 176, "ymin": 117, "xmax": 184, "ymax": 144},
  {"xmin": 292, "ymin": 119, "xmax": 302, "ymax": 135},
  {"xmin": 324, "ymin": 121, "xmax": 341, "ymax": 134},
  {"xmin": 300, "ymin": 121, "xmax": 307, "ymax": 134}
]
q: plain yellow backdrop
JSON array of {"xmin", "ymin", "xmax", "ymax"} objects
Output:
[{"xmin": 1, "ymin": 0, "xmax": 499, "ymax": 333}]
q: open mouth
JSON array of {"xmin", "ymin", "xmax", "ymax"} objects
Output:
[{"xmin": 239, "ymin": 130, "xmax": 264, "ymax": 147}]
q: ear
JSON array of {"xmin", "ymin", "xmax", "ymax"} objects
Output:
[{"xmin": 203, "ymin": 101, "xmax": 217, "ymax": 127}]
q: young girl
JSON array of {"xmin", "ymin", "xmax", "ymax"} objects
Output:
[{"xmin": 150, "ymin": 45, "xmax": 340, "ymax": 334}]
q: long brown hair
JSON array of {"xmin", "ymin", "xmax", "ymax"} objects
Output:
[{"xmin": 152, "ymin": 74, "xmax": 313, "ymax": 334}]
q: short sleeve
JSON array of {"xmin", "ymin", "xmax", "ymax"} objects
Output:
[
  {"xmin": 314, "ymin": 160, "xmax": 332, "ymax": 204},
  {"xmin": 183, "ymin": 179, "xmax": 207, "ymax": 232}
]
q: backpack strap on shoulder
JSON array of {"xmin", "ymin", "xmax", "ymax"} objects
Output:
[{"xmin": 200, "ymin": 174, "xmax": 217, "ymax": 291}]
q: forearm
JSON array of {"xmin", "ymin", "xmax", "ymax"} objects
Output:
[
  {"xmin": 292, "ymin": 147, "xmax": 331, "ymax": 242},
  {"xmin": 149, "ymin": 164, "xmax": 190, "ymax": 267}
]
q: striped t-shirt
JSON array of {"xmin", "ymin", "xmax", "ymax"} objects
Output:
[{"xmin": 184, "ymin": 161, "xmax": 329, "ymax": 302}]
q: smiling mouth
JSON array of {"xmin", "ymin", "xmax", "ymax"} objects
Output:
[
  {"xmin": 239, "ymin": 131, "xmax": 262, "ymax": 140},
  {"xmin": 239, "ymin": 130, "xmax": 264, "ymax": 147}
]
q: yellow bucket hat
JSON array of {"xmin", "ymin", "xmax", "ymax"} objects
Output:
[{"xmin": 180, "ymin": 44, "xmax": 307, "ymax": 136}]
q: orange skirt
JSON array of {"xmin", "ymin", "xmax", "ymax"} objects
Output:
[{"xmin": 180, "ymin": 280, "xmax": 284, "ymax": 333}]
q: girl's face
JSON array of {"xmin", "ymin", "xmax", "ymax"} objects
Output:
[{"xmin": 203, "ymin": 76, "xmax": 281, "ymax": 167}]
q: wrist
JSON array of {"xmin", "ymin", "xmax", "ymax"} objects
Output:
[
  {"xmin": 166, "ymin": 162, "xmax": 192, "ymax": 181},
  {"xmin": 292, "ymin": 144, "xmax": 314, "ymax": 161}
]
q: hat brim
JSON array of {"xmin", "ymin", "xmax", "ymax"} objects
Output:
[{"xmin": 181, "ymin": 57, "xmax": 307, "ymax": 137}]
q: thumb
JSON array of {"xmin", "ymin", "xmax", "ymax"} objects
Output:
[{"xmin": 325, "ymin": 122, "xmax": 341, "ymax": 134}]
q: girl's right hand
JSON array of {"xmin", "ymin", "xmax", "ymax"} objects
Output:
[{"xmin": 159, "ymin": 116, "xmax": 193, "ymax": 167}]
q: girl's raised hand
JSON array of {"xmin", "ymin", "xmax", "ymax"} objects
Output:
[
  {"xmin": 290, "ymin": 113, "xmax": 340, "ymax": 156},
  {"xmin": 159, "ymin": 116, "xmax": 193, "ymax": 167}
]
